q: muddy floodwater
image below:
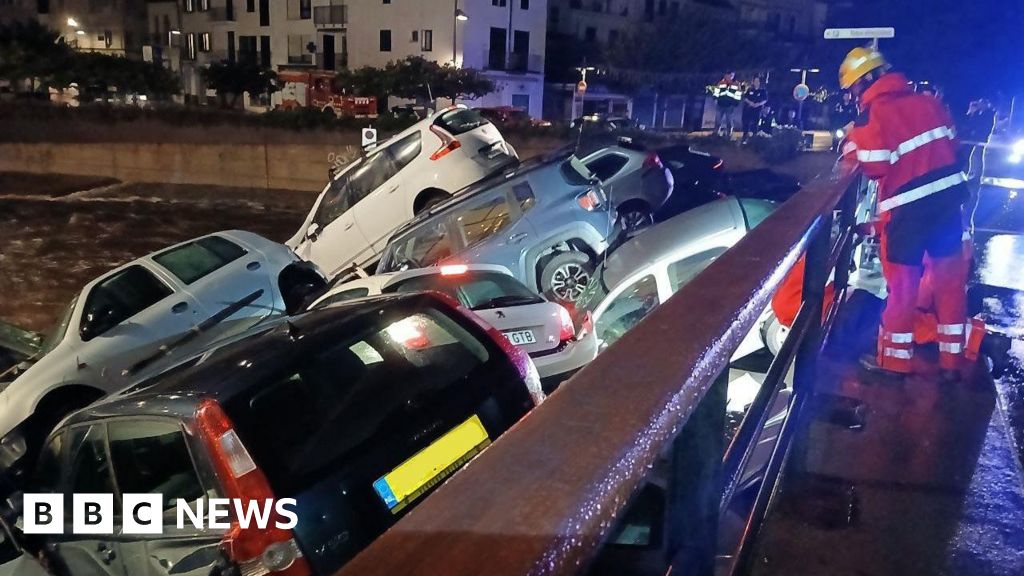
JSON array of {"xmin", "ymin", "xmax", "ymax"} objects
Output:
[{"xmin": 0, "ymin": 173, "xmax": 317, "ymax": 333}]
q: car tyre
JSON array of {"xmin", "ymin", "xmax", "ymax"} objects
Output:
[
  {"xmin": 618, "ymin": 204, "xmax": 655, "ymax": 234},
  {"xmin": 761, "ymin": 314, "xmax": 789, "ymax": 357},
  {"xmin": 541, "ymin": 252, "xmax": 594, "ymax": 304}
]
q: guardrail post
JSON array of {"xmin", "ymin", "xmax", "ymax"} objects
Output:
[
  {"xmin": 833, "ymin": 180, "xmax": 859, "ymax": 292},
  {"xmin": 667, "ymin": 369, "xmax": 728, "ymax": 576}
]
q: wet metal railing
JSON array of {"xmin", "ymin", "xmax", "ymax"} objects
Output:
[{"xmin": 336, "ymin": 170, "xmax": 863, "ymax": 576}]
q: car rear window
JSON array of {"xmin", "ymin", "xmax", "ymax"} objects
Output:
[
  {"xmin": 388, "ymin": 271, "xmax": 543, "ymax": 310},
  {"xmin": 154, "ymin": 236, "xmax": 247, "ymax": 284},
  {"xmin": 223, "ymin": 303, "xmax": 493, "ymax": 495},
  {"xmin": 434, "ymin": 108, "xmax": 491, "ymax": 135}
]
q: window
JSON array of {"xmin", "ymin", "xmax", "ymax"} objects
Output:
[
  {"xmin": 421, "ymin": 29, "xmax": 432, "ymax": 51},
  {"xmin": 226, "ymin": 0, "xmax": 234, "ymax": 20},
  {"xmin": 108, "ymin": 420, "xmax": 205, "ymax": 511},
  {"xmin": 584, "ymin": 27, "xmax": 597, "ymax": 42},
  {"xmin": 560, "ymin": 157, "xmax": 594, "ymax": 186},
  {"xmin": 288, "ymin": 0, "xmax": 311, "ymax": 19},
  {"xmin": 608, "ymin": 29, "xmax": 619, "ymax": 44},
  {"xmin": 383, "ymin": 220, "xmax": 454, "ymax": 270},
  {"xmin": 220, "ymin": 305, "xmax": 490, "ymax": 495},
  {"xmin": 260, "ymin": 35, "xmax": 271, "ymax": 67},
  {"xmin": 239, "ymin": 35, "xmax": 257, "ymax": 64},
  {"xmin": 666, "ymin": 249, "xmax": 727, "ymax": 292},
  {"xmin": 586, "ymin": 153, "xmax": 629, "ymax": 181},
  {"xmin": 390, "ymin": 271, "xmax": 543, "ymax": 310},
  {"xmin": 153, "ymin": 236, "xmax": 246, "ymax": 284},
  {"xmin": 199, "ymin": 32, "xmax": 211, "ymax": 52},
  {"xmin": 644, "ymin": 0, "xmax": 654, "ymax": 20},
  {"xmin": 288, "ymin": 33, "xmax": 314, "ymax": 64},
  {"xmin": 227, "ymin": 31, "xmax": 235, "ymax": 62},
  {"xmin": 513, "ymin": 182, "xmax": 535, "ymax": 211},
  {"xmin": 82, "ymin": 266, "xmax": 172, "ymax": 340},
  {"xmin": 383, "ymin": 0, "xmax": 390, "ymax": 3},
  {"xmin": 185, "ymin": 32, "xmax": 197, "ymax": 60},
  {"xmin": 511, "ymin": 30, "xmax": 529, "ymax": 69},
  {"xmin": 596, "ymin": 274, "xmax": 660, "ymax": 348},
  {"xmin": 434, "ymin": 107, "xmax": 490, "ymax": 135},
  {"xmin": 37, "ymin": 0, "xmax": 49, "ymax": 15},
  {"xmin": 316, "ymin": 287, "xmax": 371, "ymax": 308},
  {"xmin": 455, "ymin": 194, "xmax": 514, "ymax": 247},
  {"xmin": 658, "ymin": 0, "xmax": 666, "ymax": 15},
  {"xmin": 184, "ymin": 0, "xmax": 195, "ymax": 12},
  {"xmin": 199, "ymin": 0, "xmax": 210, "ymax": 10},
  {"xmin": 788, "ymin": 15, "xmax": 796, "ymax": 35},
  {"xmin": 247, "ymin": 0, "xmax": 254, "ymax": 11},
  {"xmin": 379, "ymin": 29, "xmax": 391, "ymax": 51},
  {"xmin": 314, "ymin": 149, "xmax": 400, "ymax": 227},
  {"xmin": 492, "ymin": 0, "xmax": 507, "ymax": 5},
  {"xmin": 521, "ymin": 0, "xmax": 529, "ymax": 8},
  {"xmin": 389, "ymin": 131, "xmax": 423, "ymax": 172},
  {"xmin": 259, "ymin": 0, "xmax": 269, "ymax": 26},
  {"xmin": 411, "ymin": 30, "xmax": 419, "ymax": 42},
  {"xmin": 67, "ymin": 425, "xmax": 116, "ymax": 499}
]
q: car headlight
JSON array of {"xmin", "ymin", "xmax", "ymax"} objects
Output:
[
  {"xmin": 1011, "ymin": 140, "xmax": 1024, "ymax": 164},
  {"xmin": 835, "ymin": 129, "xmax": 845, "ymax": 139}
]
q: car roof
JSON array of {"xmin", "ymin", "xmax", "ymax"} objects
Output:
[
  {"xmin": 386, "ymin": 145, "xmax": 579, "ymax": 238},
  {"xmin": 315, "ymin": 264, "xmax": 515, "ymax": 306},
  {"xmin": 601, "ymin": 198, "xmax": 747, "ymax": 290},
  {"xmin": 61, "ymin": 293, "xmax": 447, "ymax": 424}
]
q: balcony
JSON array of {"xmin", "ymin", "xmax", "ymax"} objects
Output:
[
  {"xmin": 485, "ymin": 50, "xmax": 543, "ymax": 74},
  {"xmin": 314, "ymin": 5, "xmax": 347, "ymax": 28},
  {"xmin": 287, "ymin": 53, "xmax": 315, "ymax": 66}
]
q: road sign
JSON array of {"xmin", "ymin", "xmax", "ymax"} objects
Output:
[
  {"xmin": 361, "ymin": 127, "xmax": 377, "ymax": 147},
  {"xmin": 793, "ymin": 84, "xmax": 810, "ymax": 102},
  {"xmin": 824, "ymin": 27, "xmax": 895, "ymax": 40},
  {"xmin": 577, "ymin": 80, "xmax": 587, "ymax": 93}
]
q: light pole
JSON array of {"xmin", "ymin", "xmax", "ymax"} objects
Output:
[
  {"xmin": 570, "ymin": 65, "xmax": 595, "ymax": 123},
  {"xmin": 790, "ymin": 67, "xmax": 820, "ymax": 128},
  {"xmin": 453, "ymin": 0, "xmax": 468, "ymax": 67}
]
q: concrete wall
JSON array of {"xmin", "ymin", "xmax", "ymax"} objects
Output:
[
  {"xmin": 0, "ymin": 137, "xmax": 561, "ymax": 192},
  {"xmin": 0, "ymin": 142, "xmax": 359, "ymax": 192}
]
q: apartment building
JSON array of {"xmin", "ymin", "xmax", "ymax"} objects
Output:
[
  {"xmin": 7, "ymin": 0, "xmax": 150, "ymax": 56},
  {"xmin": 735, "ymin": 0, "xmax": 827, "ymax": 39},
  {"xmin": 0, "ymin": 0, "xmax": 36, "ymax": 25},
  {"xmin": 149, "ymin": 0, "xmax": 547, "ymax": 117}
]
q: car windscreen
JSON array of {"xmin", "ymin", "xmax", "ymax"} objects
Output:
[
  {"xmin": 560, "ymin": 156, "xmax": 594, "ymax": 185},
  {"xmin": 387, "ymin": 271, "xmax": 544, "ymax": 310},
  {"xmin": 737, "ymin": 198, "xmax": 778, "ymax": 230},
  {"xmin": 222, "ymin": 302, "xmax": 492, "ymax": 495},
  {"xmin": 380, "ymin": 219, "xmax": 454, "ymax": 272},
  {"xmin": 434, "ymin": 108, "xmax": 490, "ymax": 135},
  {"xmin": 39, "ymin": 295, "xmax": 77, "ymax": 356}
]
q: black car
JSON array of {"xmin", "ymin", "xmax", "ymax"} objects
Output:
[
  {"xmin": 654, "ymin": 144, "xmax": 725, "ymax": 217},
  {"xmin": 1, "ymin": 293, "xmax": 541, "ymax": 576}
]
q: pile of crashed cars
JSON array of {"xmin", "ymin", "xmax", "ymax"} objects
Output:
[{"xmin": 0, "ymin": 105, "xmax": 789, "ymax": 576}]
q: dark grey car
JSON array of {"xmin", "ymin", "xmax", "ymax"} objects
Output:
[{"xmin": 377, "ymin": 149, "xmax": 622, "ymax": 304}]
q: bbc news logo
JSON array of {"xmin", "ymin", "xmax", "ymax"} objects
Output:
[{"xmin": 23, "ymin": 494, "xmax": 298, "ymax": 535}]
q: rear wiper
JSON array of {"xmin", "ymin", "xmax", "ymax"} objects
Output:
[{"xmin": 473, "ymin": 295, "xmax": 542, "ymax": 310}]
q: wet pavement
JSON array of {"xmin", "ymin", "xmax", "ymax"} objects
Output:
[{"xmin": 0, "ymin": 173, "xmax": 316, "ymax": 333}]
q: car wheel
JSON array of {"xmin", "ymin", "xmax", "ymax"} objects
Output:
[
  {"xmin": 618, "ymin": 205, "xmax": 655, "ymax": 234},
  {"xmin": 541, "ymin": 252, "xmax": 594, "ymax": 304},
  {"xmin": 761, "ymin": 314, "xmax": 789, "ymax": 357}
]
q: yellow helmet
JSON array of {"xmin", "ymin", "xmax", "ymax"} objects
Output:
[{"xmin": 839, "ymin": 47, "xmax": 887, "ymax": 89}]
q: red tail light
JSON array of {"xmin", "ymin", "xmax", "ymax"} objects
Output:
[
  {"xmin": 429, "ymin": 293, "xmax": 545, "ymax": 405},
  {"xmin": 429, "ymin": 126, "xmax": 462, "ymax": 161},
  {"xmin": 196, "ymin": 399, "xmax": 312, "ymax": 576},
  {"xmin": 643, "ymin": 153, "xmax": 663, "ymax": 170},
  {"xmin": 557, "ymin": 305, "xmax": 575, "ymax": 342}
]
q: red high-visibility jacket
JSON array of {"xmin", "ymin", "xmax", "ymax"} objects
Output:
[{"xmin": 841, "ymin": 72, "xmax": 965, "ymax": 222}]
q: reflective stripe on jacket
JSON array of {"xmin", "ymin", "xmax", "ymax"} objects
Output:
[{"xmin": 842, "ymin": 73, "xmax": 965, "ymax": 217}]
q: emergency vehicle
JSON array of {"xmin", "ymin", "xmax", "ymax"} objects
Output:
[{"xmin": 274, "ymin": 70, "xmax": 378, "ymax": 118}]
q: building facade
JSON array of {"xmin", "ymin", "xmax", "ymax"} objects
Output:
[
  {"xmin": 149, "ymin": 0, "xmax": 548, "ymax": 117},
  {"xmin": 19, "ymin": 0, "xmax": 150, "ymax": 57}
]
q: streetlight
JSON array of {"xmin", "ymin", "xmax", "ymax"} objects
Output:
[
  {"xmin": 66, "ymin": 17, "xmax": 79, "ymax": 27},
  {"xmin": 452, "ymin": 0, "xmax": 468, "ymax": 66}
]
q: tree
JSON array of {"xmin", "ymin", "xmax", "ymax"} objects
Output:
[
  {"xmin": 0, "ymin": 21, "xmax": 72, "ymax": 91},
  {"xmin": 201, "ymin": 61, "xmax": 278, "ymax": 108},
  {"xmin": 332, "ymin": 56, "xmax": 495, "ymax": 111},
  {"xmin": 57, "ymin": 52, "xmax": 180, "ymax": 101}
]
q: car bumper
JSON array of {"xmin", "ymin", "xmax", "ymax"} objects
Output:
[{"xmin": 530, "ymin": 329, "xmax": 598, "ymax": 380}]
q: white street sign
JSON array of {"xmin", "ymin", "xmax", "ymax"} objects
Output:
[{"xmin": 824, "ymin": 27, "xmax": 895, "ymax": 40}]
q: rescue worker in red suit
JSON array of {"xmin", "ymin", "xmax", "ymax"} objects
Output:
[{"xmin": 838, "ymin": 47, "xmax": 970, "ymax": 380}]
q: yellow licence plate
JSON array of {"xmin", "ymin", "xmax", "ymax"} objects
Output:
[{"xmin": 372, "ymin": 415, "xmax": 491, "ymax": 514}]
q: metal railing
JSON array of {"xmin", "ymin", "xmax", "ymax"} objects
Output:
[
  {"xmin": 314, "ymin": 4, "xmax": 347, "ymax": 26},
  {"xmin": 335, "ymin": 170, "xmax": 863, "ymax": 576}
]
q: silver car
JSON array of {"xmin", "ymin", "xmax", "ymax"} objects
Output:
[
  {"xmin": 309, "ymin": 264, "xmax": 598, "ymax": 384},
  {"xmin": 376, "ymin": 149, "xmax": 622, "ymax": 304},
  {"xmin": 581, "ymin": 142, "xmax": 674, "ymax": 233},
  {"xmin": 0, "ymin": 230, "xmax": 326, "ymax": 456},
  {"xmin": 590, "ymin": 197, "xmax": 779, "ymax": 359}
]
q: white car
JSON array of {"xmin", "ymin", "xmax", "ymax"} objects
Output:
[
  {"xmin": 288, "ymin": 105, "xmax": 519, "ymax": 278},
  {"xmin": 591, "ymin": 197, "xmax": 779, "ymax": 359},
  {"xmin": 309, "ymin": 264, "xmax": 598, "ymax": 384},
  {"xmin": 0, "ymin": 231, "xmax": 326, "ymax": 454}
]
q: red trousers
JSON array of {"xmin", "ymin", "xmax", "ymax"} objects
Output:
[{"xmin": 879, "ymin": 234, "xmax": 969, "ymax": 372}]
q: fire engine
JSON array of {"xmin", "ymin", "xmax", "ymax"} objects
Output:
[{"xmin": 274, "ymin": 70, "xmax": 378, "ymax": 118}]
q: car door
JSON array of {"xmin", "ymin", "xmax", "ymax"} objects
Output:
[
  {"xmin": 108, "ymin": 419, "xmax": 224, "ymax": 576},
  {"xmin": 299, "ymin": 161, "xmax": 376, "ymax": 277},
  {"xmin": 150, "ymin": 235, "xmax": 276, "ymax": 342},
  {"xmin": 52, "ymin": 424, "xmax": 130, "ymax": 576},
  {"xmin": 353, "ymin": 131, "xmax": 423, "ymax": 256},
  {"xmin": 75, "ymin": 264, "xmax": 200, "ymax": 391}
]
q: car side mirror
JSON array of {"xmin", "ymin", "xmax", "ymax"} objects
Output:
[
  {"xmin": 306, "ymin": 222, "xmax": 321, "ymax": 242},
  {"xmin": 80, "ymin": 305, "xmax": 115, "ymax": 341}
]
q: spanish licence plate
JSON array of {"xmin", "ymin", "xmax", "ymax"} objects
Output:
[
  {"xmin": 372, "ymin": 415, "xmax": 491, "ymax": 514},
  {"xmin": 504, "ymin": 329, "xmax": 536, "ymax": 346}
]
